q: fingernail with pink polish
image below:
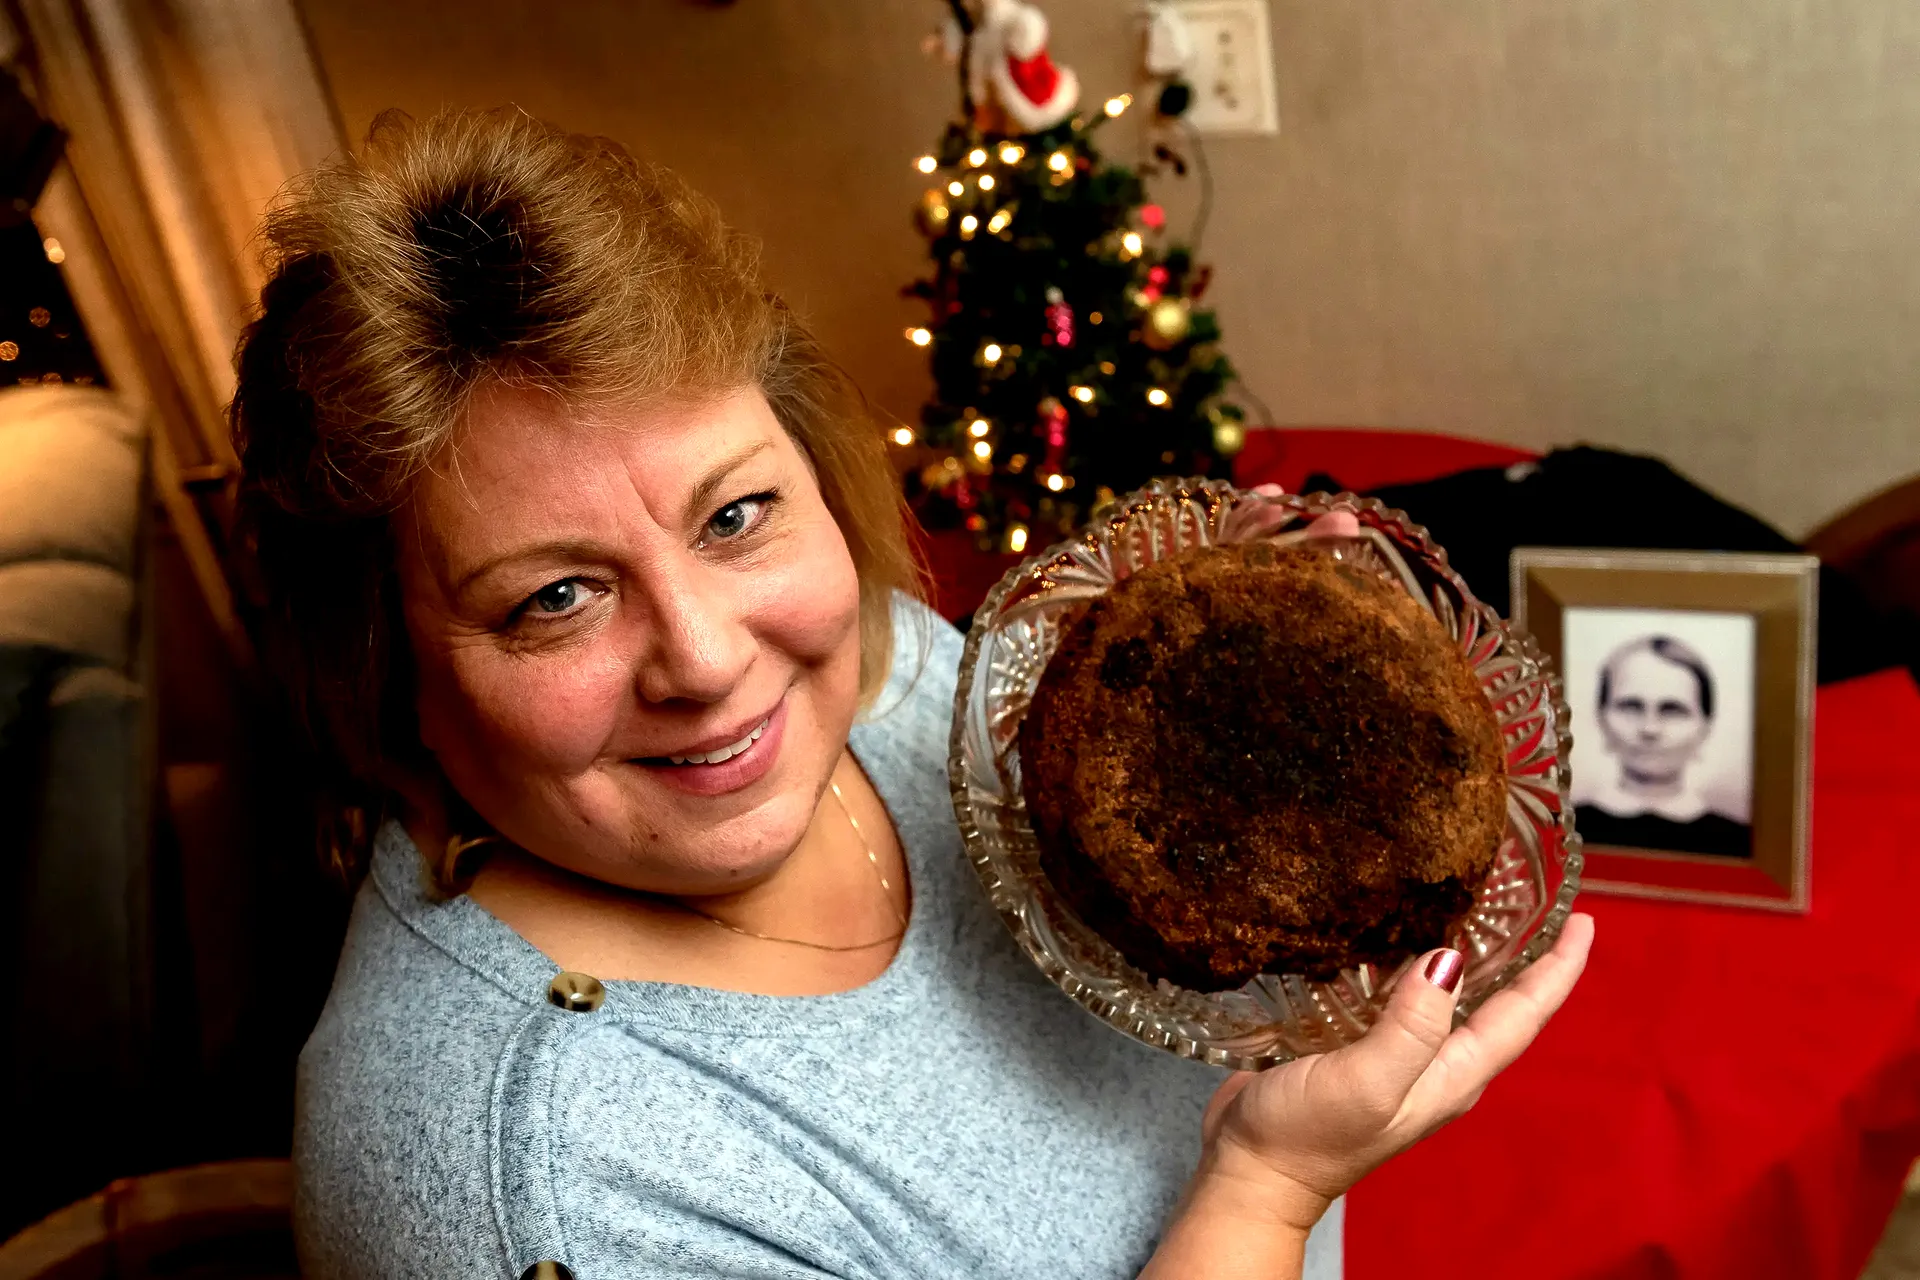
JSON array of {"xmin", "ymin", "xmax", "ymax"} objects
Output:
[{"xmin": 1424, "ymin": 948, "xmax": 1464, "ymax": 994}]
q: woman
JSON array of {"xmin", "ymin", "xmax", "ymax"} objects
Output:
[
  {"xmin": 237, "ymin": 109, "xmax": 1592, "ymax": 1280},
  {"xmin": 1578, "ymin": 633, "xmax": 1750, "ymax": 856}
]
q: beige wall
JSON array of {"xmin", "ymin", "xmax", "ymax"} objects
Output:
[{"xmin": 297, "ymin": 0, "xmax": 1920, "ymax": 536}]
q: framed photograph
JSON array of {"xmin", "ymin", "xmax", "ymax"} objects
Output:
[{"xmin": 1510, "ymin": 548, "xmax": 1818, "ymax": 911}]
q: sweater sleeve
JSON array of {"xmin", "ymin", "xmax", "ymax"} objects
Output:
[{"xmin": 494, "ymin": 1020, "xmax": 884, "ymax": 1280}]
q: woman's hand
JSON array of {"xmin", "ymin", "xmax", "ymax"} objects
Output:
[
  {"xmin": 1228, "ymin": 484, "xmax": 1359, "ymax": 545},
  {"xmin": 1211, "ymin": 913, "xmax": 1593, "ymax": 1213},
  {"xmin": 1143, "ymin": 481, "xmax": 1595, "ymax": 1276},
  {"xmin": 1143, "ymin": 914, "xmax": 1595, "ymax": 1277}
]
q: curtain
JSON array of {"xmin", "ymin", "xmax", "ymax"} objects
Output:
[{"xmin": 6, "ymin": 0, "xmax": 343, "ymax": 664}]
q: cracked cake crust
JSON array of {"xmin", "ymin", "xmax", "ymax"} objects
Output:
[{"xmin": 1018, "ymin": 539, "xmax": 1508, "ymax": 991}]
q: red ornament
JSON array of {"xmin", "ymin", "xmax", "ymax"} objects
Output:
[
  {"xmin": 1043, "ymin": 287, "xmax": 1074, "ymax": 348},
  {"xmin": 1141, "ymin": 263, "xmax": 1170, "ymax": 303},
  {"xmin": 1046, "ymin": 304, "xmax": 1074, "ymax": 347},
  {"xmin": 1140, "ymin": 204, "xmax": 1167, "ymax": 230},
  {"xmin": 1039, "ymin": 396, "xmax": 1070, "ymax": 471},
  {"xmin": 1189, "ymin": 265, "xmax": 1214, "ymax": 300},
  {"xmin": 1042, "ymin": 397, "xmax": 1069, "ymax": 449}
]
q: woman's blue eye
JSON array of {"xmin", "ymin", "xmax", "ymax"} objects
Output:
[
  {"xmin": 707, "ymin": 495, "xmax": 768, "ymax": 541},
  {"xmin": 531, "ymin": 580, "xmax": 580, "ymax": 614}
]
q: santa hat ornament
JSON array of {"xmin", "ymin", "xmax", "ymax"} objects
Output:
[{"xmin": 970, "ymin": 0, "xmax": 1081, "ymax": 134}]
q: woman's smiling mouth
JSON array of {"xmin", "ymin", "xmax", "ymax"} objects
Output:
[
  {"xmin": 662, "ymin": 718, "xmax": 768, "ymax": 766},
  {"xmin": 634, "ymin": 699, "xmax": 789, "ymax": 795}
]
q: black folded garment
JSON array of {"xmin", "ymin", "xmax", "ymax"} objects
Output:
[{"xmin": 1301, "ymin": 444, "xmax": 1920, "ymax": 686}]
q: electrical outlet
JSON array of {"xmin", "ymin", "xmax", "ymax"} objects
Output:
[{"xmin": 1164, "ymin": 0, "xmax": 1279, "ymax": 136}]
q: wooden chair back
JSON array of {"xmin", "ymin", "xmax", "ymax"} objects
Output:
[
  {"xmin": 1804, "ymin": 474, "xmax": 1920, "ymax": 617},
  {"xmin": 0, "ymin": 1160, "xmax": 295, "ymax": 1280}
]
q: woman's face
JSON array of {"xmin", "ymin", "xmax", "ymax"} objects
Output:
[
  {"xmin": 396, "ymin": 384, "xmax": 864, "ymax": 895},
  {"xmin": 1598, "ymin": 648, "xmax": 1711, "ymax": 780}
]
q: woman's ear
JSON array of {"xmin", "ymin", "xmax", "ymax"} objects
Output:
[
  {"xmin": 382, "ymin": 749, "xmax": 451, "ymax": 846},
  {"xmin": 383, "ymin": 757, "xmax": 503, "ymax": 895}
]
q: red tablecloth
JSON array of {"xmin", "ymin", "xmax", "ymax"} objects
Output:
[
  {"xmin": 1348, "ymin": 667, "xmax": 1920, "ymax": 1280},
  {"xmin": 1230, "ymin": 426, "xmax": 1536, "ymax": 496},
  {"xmin": 1217, "ymin": 427, "xmax": 1920, "ymax": 1278}
]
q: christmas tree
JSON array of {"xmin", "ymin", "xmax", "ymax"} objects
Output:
[{"xmin": 901, "ymin": 0, "xmax": 1244, "ymax": 554}]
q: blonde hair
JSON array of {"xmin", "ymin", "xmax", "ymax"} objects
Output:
[{"xmin": 231, "ymin": 108, "xmax": 924, "ymax": 882}]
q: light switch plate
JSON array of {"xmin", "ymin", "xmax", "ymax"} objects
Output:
[{"xmin": 1165, "ymin": 0, "xmax": 1280, "ymax": 135}]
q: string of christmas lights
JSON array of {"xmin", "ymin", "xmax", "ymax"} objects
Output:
[
  {"xmin": 0, "ymin": 223, "xmax": 105, "ymax": 390},
  {"xmin": 900, "ymin": 82, "xmax": 1242, "ymax": 551}
]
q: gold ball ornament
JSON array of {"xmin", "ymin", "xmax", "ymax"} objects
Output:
[
  {"xmin": 1141, "ymin": 297, "xmax": 1193, "ymax": 350},
  {"xmin": 1212, "ymin": 416, "xmax": 1247, "ymax": 456},
  {"xmin": 916, "ymin": 188, "xmax": 951, "ymax": 237}
]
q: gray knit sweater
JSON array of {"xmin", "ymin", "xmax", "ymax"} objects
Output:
[{"xmin": 293, "ymin": 600, "xmax": 1343, "ymax": 1279}]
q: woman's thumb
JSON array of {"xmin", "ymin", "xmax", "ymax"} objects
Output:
[{"xmin": 1323, "ymin": 948, "xmax": 1464, "ymax": 1107}]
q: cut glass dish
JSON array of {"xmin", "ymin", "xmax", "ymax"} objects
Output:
[{"xmin": 947, "ymin": 478, "xmax": 1583, "ymax": 1069}]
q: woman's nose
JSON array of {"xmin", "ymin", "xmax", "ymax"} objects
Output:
[{"xmin": 632, "ymin": 562, "xmax": 755, "ymax": 705}]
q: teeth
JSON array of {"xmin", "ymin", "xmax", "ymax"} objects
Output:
[{"xmin": 668, "ymin": 719, "xmax": 768, "ymax": 766}]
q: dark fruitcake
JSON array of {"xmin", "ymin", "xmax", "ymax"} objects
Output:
[{"xmin": 1018, "ymin": 538, "xmax": 1507, "ymax": 990}]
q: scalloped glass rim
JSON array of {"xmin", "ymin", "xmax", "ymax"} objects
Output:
[{"xmin": 947, "ymin": 478, "xmax": 1585, "ymax": 1069}]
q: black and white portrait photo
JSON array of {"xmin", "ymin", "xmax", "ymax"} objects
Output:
[{"xmin": 1564, "ymin": 607, "xmax": 1757, "ymax": 858}]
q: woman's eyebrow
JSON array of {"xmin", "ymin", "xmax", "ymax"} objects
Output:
[
  {"xmin": 452, "ymin": 539, "xmax": 610, "ymax": 596},
  {"xmin": 448, "ymin": 439, "xmax": 776, "ymax": 595},
  {"xmin": 681, "ymin": 439, "xmax": 773, "ymax": 525}
]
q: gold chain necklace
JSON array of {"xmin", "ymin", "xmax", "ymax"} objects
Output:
[{"xmin": 676, "ymin": 779, "xmax": 908, "ymax": 952}]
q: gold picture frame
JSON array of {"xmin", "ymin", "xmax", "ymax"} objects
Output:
[{"xmin": 1510, "ymin": 548, "xmax": 1818, "ymax": 911}]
